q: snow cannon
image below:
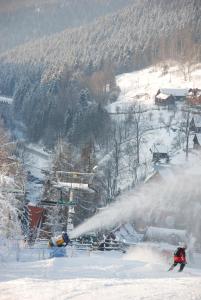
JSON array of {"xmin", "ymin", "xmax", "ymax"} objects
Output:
[
  {"xmin": 48, "ymin": 232, "xmax": 70, "ymax": 247},
  {"xmin": 48, "ymin": 232, "xmax": 70, "ymax": 257}
]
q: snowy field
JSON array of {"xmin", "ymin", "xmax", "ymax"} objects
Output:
[{"xmin": 0, "ymin": 247, "xmax": 201, "ymax": 300}]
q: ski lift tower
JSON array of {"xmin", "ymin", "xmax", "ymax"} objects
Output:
[{"xmin": 53, "ymin": 171, "xmax": 95, "ymax": 233}]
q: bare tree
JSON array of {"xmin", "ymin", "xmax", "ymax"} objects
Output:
[
  {"xmin": 160, "ymin": 114, "xmax": 175, "ymax": 136},
  {"xmin": 107, "ymin": 104, "xmax": 151, "ymax": 193},
  {"xmin": 180, "ymin": 107, "xmax": 192, "ymax": 160},
  {"xmin": 127, "ymin": 104, "xmax": 150, "ymax": 165},
  {"xmin": 176, "ymin": 28, "xmax": 199, "ymax": 81},
  {"xmin": 185, "ymin": 110, "xmax": 191, "ymax": 160},
  {"xmin": 112, "ymin": 124, "xmax": 124, "ymax": 178}
]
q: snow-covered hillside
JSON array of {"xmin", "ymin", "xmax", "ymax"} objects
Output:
[
  {"xmin": 113, "ymin": 61, "xmax": 201, "ymax": 153},
  {"xmin": 105, "ymin": 62, "xmax": 201, "ymax": 191},
  {"xmin": 0, "ymin": 248, "xmax": 201, "ymax": 300},
  {"xmin": 78, "ymin": 62, "xmax": 201, "ymax": 243},
  {"xmin": 1, "ymin": 62, "xmax": 201, "ymax": 300},
  {"xmin": 109, "ymin": 62, "xmax": 201, "ymax": 112}
]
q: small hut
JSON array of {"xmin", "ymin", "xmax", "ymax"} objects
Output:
[
  {"xmin": 151, "ymin": 144, "xmax": 169, "ymax": 163},
  {"xmin": 190, "ymin": 117, "xmax": 201, "ymax": 133},
  {"xmin": 159, "ymin": 88, "xmax": 188, "ymax": 101},
  {"xmin": 155, "ymin": 92, "xmax": 175, "ymax": 106}
]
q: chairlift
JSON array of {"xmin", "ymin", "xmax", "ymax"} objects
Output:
[
  {"xmin": 40, "ymin": 195, "xmax": 77, "ymax": 207},
  {"xmin": 55, "ymin": 171, "xmax": 95, "ymax": 192},
  {"xmin": 40, "ymin": 170, "xmax": 95, "ymax": 207}
]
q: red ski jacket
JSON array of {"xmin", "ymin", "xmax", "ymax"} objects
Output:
[{"xmin": 174, "ymin": 247, "xmax": 186, "ymax": 263}]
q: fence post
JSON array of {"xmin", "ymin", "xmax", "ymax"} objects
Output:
[
  {"xmin": 87, "ymin": 247, "xmax": 90, "ymax": 256},
  {"xmin": 16, "ymin": 240, "xmax": 20, "ymax": 262},
  {"xmin": 71, "ymin": 246, "xmax": 75, "ymax": 257}
]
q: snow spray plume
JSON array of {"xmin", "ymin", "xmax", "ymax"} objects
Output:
[
  {"xmin": 123, "ymin": 244, "xmax": 167, "ymax": 266},
  {"xmin": 70, "ymin": 160, "xmax": 201, "ymax": 239}
]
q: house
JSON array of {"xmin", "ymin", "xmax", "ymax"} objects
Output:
[
  {"xmin": 187, "ymin": 88, "xmax": 201, "ymax": 106},
  {"xmin": 160, "ymin": 88, "xmax": 188, "ymax": 101},
  {"xmin": 150, "ymin": 144, "xmax": 170, "ymax": 163},
  {"xmin": 155, "ymin": 92, "xmax": 175, "ymax": 106},
  {"xmin": 155, "ymin": 88, "xmax": 188, "ymax": 105},
  {"xmin": 190, "ymin": 117, "xmax": 201, "ymax": 133}
]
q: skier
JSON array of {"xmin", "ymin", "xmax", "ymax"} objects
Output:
[
  {"xmin": 48, "ymin": 231, "xmax": 70, "ymax": 248},
  {"xmin": 168, "ymin": 244, "xmax": 187, "ymax": 272}
]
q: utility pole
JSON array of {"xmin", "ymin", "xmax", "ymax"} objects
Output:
[
  {"xmin": 185, "ymin": 109, "xmax": 190, "ymax": 161},
  {"xmin": 67, "ymin": 189, "xmax": 75, "ymax": 233}
]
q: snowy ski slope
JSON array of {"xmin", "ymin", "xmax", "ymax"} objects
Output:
[{"xmin": 0, "ymin": 248, "xmax": 201, "ymax": 300}]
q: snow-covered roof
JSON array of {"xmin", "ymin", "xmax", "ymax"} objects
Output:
[
  {"xmin": 155, "ymin": 93, "xmax": 170, "ymax": 100},
  {"xmin": 113, "ymin": 223, "xmax": 143, "ymax": 244},
  {"xmin": 144, "ymin": 170, "xmax": 159, "ymax": 183},
  {"xmin": 0, "ymin": 96, "xmax": 13, "ymax": 104},
  {"xmin": 53, "ymin": 181, "xmax": 94, "ymax": 192},
  {"xmin": 160, "ymin": 88, "xmax": 188, "ymax": 97}
]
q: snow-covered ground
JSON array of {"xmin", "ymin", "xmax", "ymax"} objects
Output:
[
  {"xmin": 108, "ymin": 62, "xmax": 201, "ymax": 160},
  {"xmin": 109, "ymin": 62, "xmax": 201, "ymax": 112},
  {"xmin": 104, "ymin": 62, "xmax": 201, "ymax": 191},
  {"xmin": 0, "ymin": 247, "xmax": 201, "ymax": 300}
]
